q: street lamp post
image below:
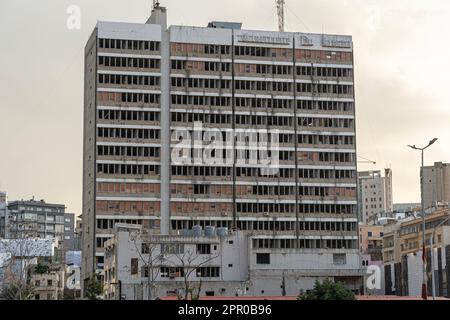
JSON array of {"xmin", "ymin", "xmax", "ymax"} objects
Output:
[
  {"xmin": 408, "ymin": 138, "xmax": 438, "ymax": 300},
  {"xmin": 429, "ymin": 215, "xmax": 450, "ymax": 300}
]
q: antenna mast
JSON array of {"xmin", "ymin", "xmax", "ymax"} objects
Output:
[{"xmin": 276, "ymin": 0, "xmax": 285, "ymax": 32}]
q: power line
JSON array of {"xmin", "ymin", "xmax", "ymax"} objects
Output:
[{"xmin": 285, "ymin": 2, "xmax": 310, "ymax": 32}]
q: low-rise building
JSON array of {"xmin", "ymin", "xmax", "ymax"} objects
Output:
[
  {"xmin": 359, "ymin": 224, "xmax": 383, "ymax": 262},
  {"xmin": 104, "ymin": 224, "xmax": 363, "ymax": 299},
  {"xmin": 31, "ymin": 269, "xmax": 65, "ymax": 300},
  {"xmin": 0, "ymin": 238, "xmax": 59, "ymax": 291}
]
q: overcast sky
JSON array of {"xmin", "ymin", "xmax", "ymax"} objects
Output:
[{"xmin": 0, "ymin": 0, "xmax": 449, "ymax": 215}]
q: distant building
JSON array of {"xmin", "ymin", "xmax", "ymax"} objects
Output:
[
  {"xmin": 6, "ymin": 198, "xmax": 74, "ymax": 250},
  {"xmin": 31, "ymin": 269, "xmax": 65, "ymax": 300},
  {"xmin": 422, "ymin": 162, "xmax": 450, "ymax": 209},
  {"xmin": 63, "ymin": 213, "xmax": 77, "ymax": 251},
  {"xmin": 0, "ymin": 192, "xmax": 7, "ymax": 238},
  {"xmin": 358, "ymin": 169, "xmax": 393, "ymax": 224},
  {"xmin": 359, "ymin": 224, "xmax": 383, "ymax": 262},
  {"xmin": 382, "ymin": 208, "xmax": 450, "ymax": 297},
  {"xmin": 393, "ymin": 203, "xmax": 421, "ymax": 213},
  {"xmin": 0, "ymin": 238, "xmax": 59, "ymax": 290}
]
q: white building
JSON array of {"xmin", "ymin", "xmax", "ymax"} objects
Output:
[
  {"xmin": 358, "ymin": 169, "xmax": 393, "ymax": 224},
  {"xmin": 104, "ymin": 224, "xmax": 362, "ymax": 299}
]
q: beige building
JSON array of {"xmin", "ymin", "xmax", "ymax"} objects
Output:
[
  {"xmin": 358, "ymin": 169, "xmax": 393, "ymax": 224},
  {"xmin": 31, "ymin": 270, "xmax": 65, "ymax": 300},
  {"xmin": 359, "ymin": 224, "xmax": 383, "ymax": 262},
  {"xmin": 423, "ymin": 162, "xmax": 450, "ymax": 209}
]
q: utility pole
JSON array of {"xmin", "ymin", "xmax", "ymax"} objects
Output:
[
  {"xmin": 276, "ymin": 0, "xmax": 285, "ymax": 32},
  {"xmin": 408, "ymin": 138, "xmax": 438, "ymax": 300}
]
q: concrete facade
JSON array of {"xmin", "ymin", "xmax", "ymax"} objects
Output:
[
  {"xmin": 422, "ymin": 162, "xmax": 450, "ymax": 209},
  {"xmin": 6, "ymin": 199, "xmax": 70, "ymax": 249},
  {"xmin": 104, "ymin": 224, "xmax": 362, "ymax": 299},
  {"xmin": 358, "ymin": 169, "xmax": 393, "ymax": 224},
  {"xmin": 83, "ymin": 5, "xmax": 361, "ymax": 293},
  {"xmin": 0, "ymin": 192, "xmax": 7, "ymax": 238}
]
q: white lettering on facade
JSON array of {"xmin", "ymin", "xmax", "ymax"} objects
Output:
[
  {"xmin": 237, "ymin": 34, "xmax": 291, "ymax": 45},
  {"xmin": 322, "ymin": 36, "xmax": 352, "ymax": 48}
]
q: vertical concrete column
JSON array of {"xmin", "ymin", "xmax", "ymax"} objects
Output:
[{"xmin": 153, "ymin": 8, "xmax": 171, "ymax": 235}]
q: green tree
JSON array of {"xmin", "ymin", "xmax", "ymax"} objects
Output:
[
  {"xmin": 299, "ymin": 279, "xmax": 355, "ymax": 300},
  {"xmin": 84, "ymin": 275, "xmax": 103, "ymax": 300}
]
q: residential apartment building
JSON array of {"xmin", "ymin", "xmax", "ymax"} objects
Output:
[
  {"xmin": 63, "ymin": 213, "xmax": 77, "ymax": 251},
  {"xmin": 422, "ymin": 162, "xmax": 450, "ymax": 209},
  {"xmin": 382, "ymin": 208, "xmax": 450, "ymax": 297},
  {"xmin": 83, "ymin": 4, "xmax": 361, "ymax": 290},
  {"xmin": 358, "ymin": 169, "xmax": 393, "ymax": 224},
  {"xmin": 31, "ymin": 269, "xmax": 65, "ymax": 300},
  {"xmin": 6, "ymin": 199, "xmax": 72, "ymax": 249},
  {"xmin": 359, "ymin": 224, "xmax": 383, "ymax": 262}
]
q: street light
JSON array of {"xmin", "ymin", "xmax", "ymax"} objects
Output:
[
  {"xmin": 408, "ymin": 138, "xmax": 438, "ymax": 300},
  {"xmin": 429, "ymin": 214, "xmax": 450, "ymax": 300}
]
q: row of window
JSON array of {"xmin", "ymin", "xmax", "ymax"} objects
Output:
[
  {"xmin": 98, "ymin": 92, "xmax": 160, "ymax": 104},
  {"xmin": 97, "ymin": 164, "xmax": 160, "ymax": 176},
  {"xmin": 171, "ymin": 42, "xmax": 352, "ymax": 63},
  {"xmin": 96, "ymin": 200, "xmax": 160, "ymax": 214},
  {"xmin": 251, "ymin": 185, "xmax": 356, "ymax": 197},
  {"xmin": 99, "ymin": 56, "xmax": 160, "ymax": 69},
  {"xmin": 171, "ymin": 165, "xmax": 356, "ymax": 180},
  {"xmin": 279, "ymin": 151, "xmax": 356, "ymax": 163},
  {"xmin": 97, "ymin": 145, "xmax": 160, "ymax": 158},
  {"xmin": 253, "ymin": 238, "xmax": 357, "ymax": 249},
  {"xmin": 99, "ymin": 74, "xmax": 159, "ymax": 86},
  {"xmin": 141, "ymin": 266, "xmax": 220, "ymax": 278},
  {"xmin": 99, "ymin": 38, "xmax": 160, "ymax": 51},
  {"xmin": 237, "ymin": 203, "xmax": 355, "ymax": 214},
  {"xmin": 97, "ymin": 182, "xmax": 160, "ymax": 195},
  {"xmin": 171, "ymin": 112, "xmax": 354, "ymax": 129},
  {"xmin": 170, "ymin": 184, "xmax": 355, "ymax": 198},
  {"xmin": 171, "ymin": 130, "xmax": 355, "ymax": 147},
  {"xmin": 171, "ymin": 95, "xmax": 354, "ymax": 112},
  {"xmin": 170, "ymin": 219, "xmax": 357, "ymax": 232},
  {"xmin": 97, "ymin": 127, "xmax": 160, "ymax": 140},
  {"xmin": 170, "ymin": 74, "xmax": 353, "ymax": 95},
  {"xmin": 98, "ymin": 110, "xmax": 160, "ymax": 122}
]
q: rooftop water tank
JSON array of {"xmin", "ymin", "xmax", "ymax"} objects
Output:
[
  {"xmin": 192, "ymin": 225, "xmax": 202, "ymax": 237},
  {"xmin": 217, "ymin": 227, "xmax": 228, "ymax": 237},
  {"xmin": 205, "ymin": 226, "xmax": 216, "ymax": 237}
]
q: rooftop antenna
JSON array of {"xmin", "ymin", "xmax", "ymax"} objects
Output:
[{"xmin": 276, "ymin": 0, "xmax": 285, "ymax": 32}]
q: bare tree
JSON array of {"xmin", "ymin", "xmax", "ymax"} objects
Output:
[
  {"xmin": 170, "ymin": 246, "xmax": 219, "ymax": 300},
  {"xmin": 0, "ymin": 239, "xmax": 53, "ymax": 300},
  {"xmin": 128, "ymin": 230, "xmax": 162, "ymax": 300}
]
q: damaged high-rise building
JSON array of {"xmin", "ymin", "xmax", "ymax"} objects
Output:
[{"xmin": 82, "ymin": 4, "xmax": 363, "ymax": 295}]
